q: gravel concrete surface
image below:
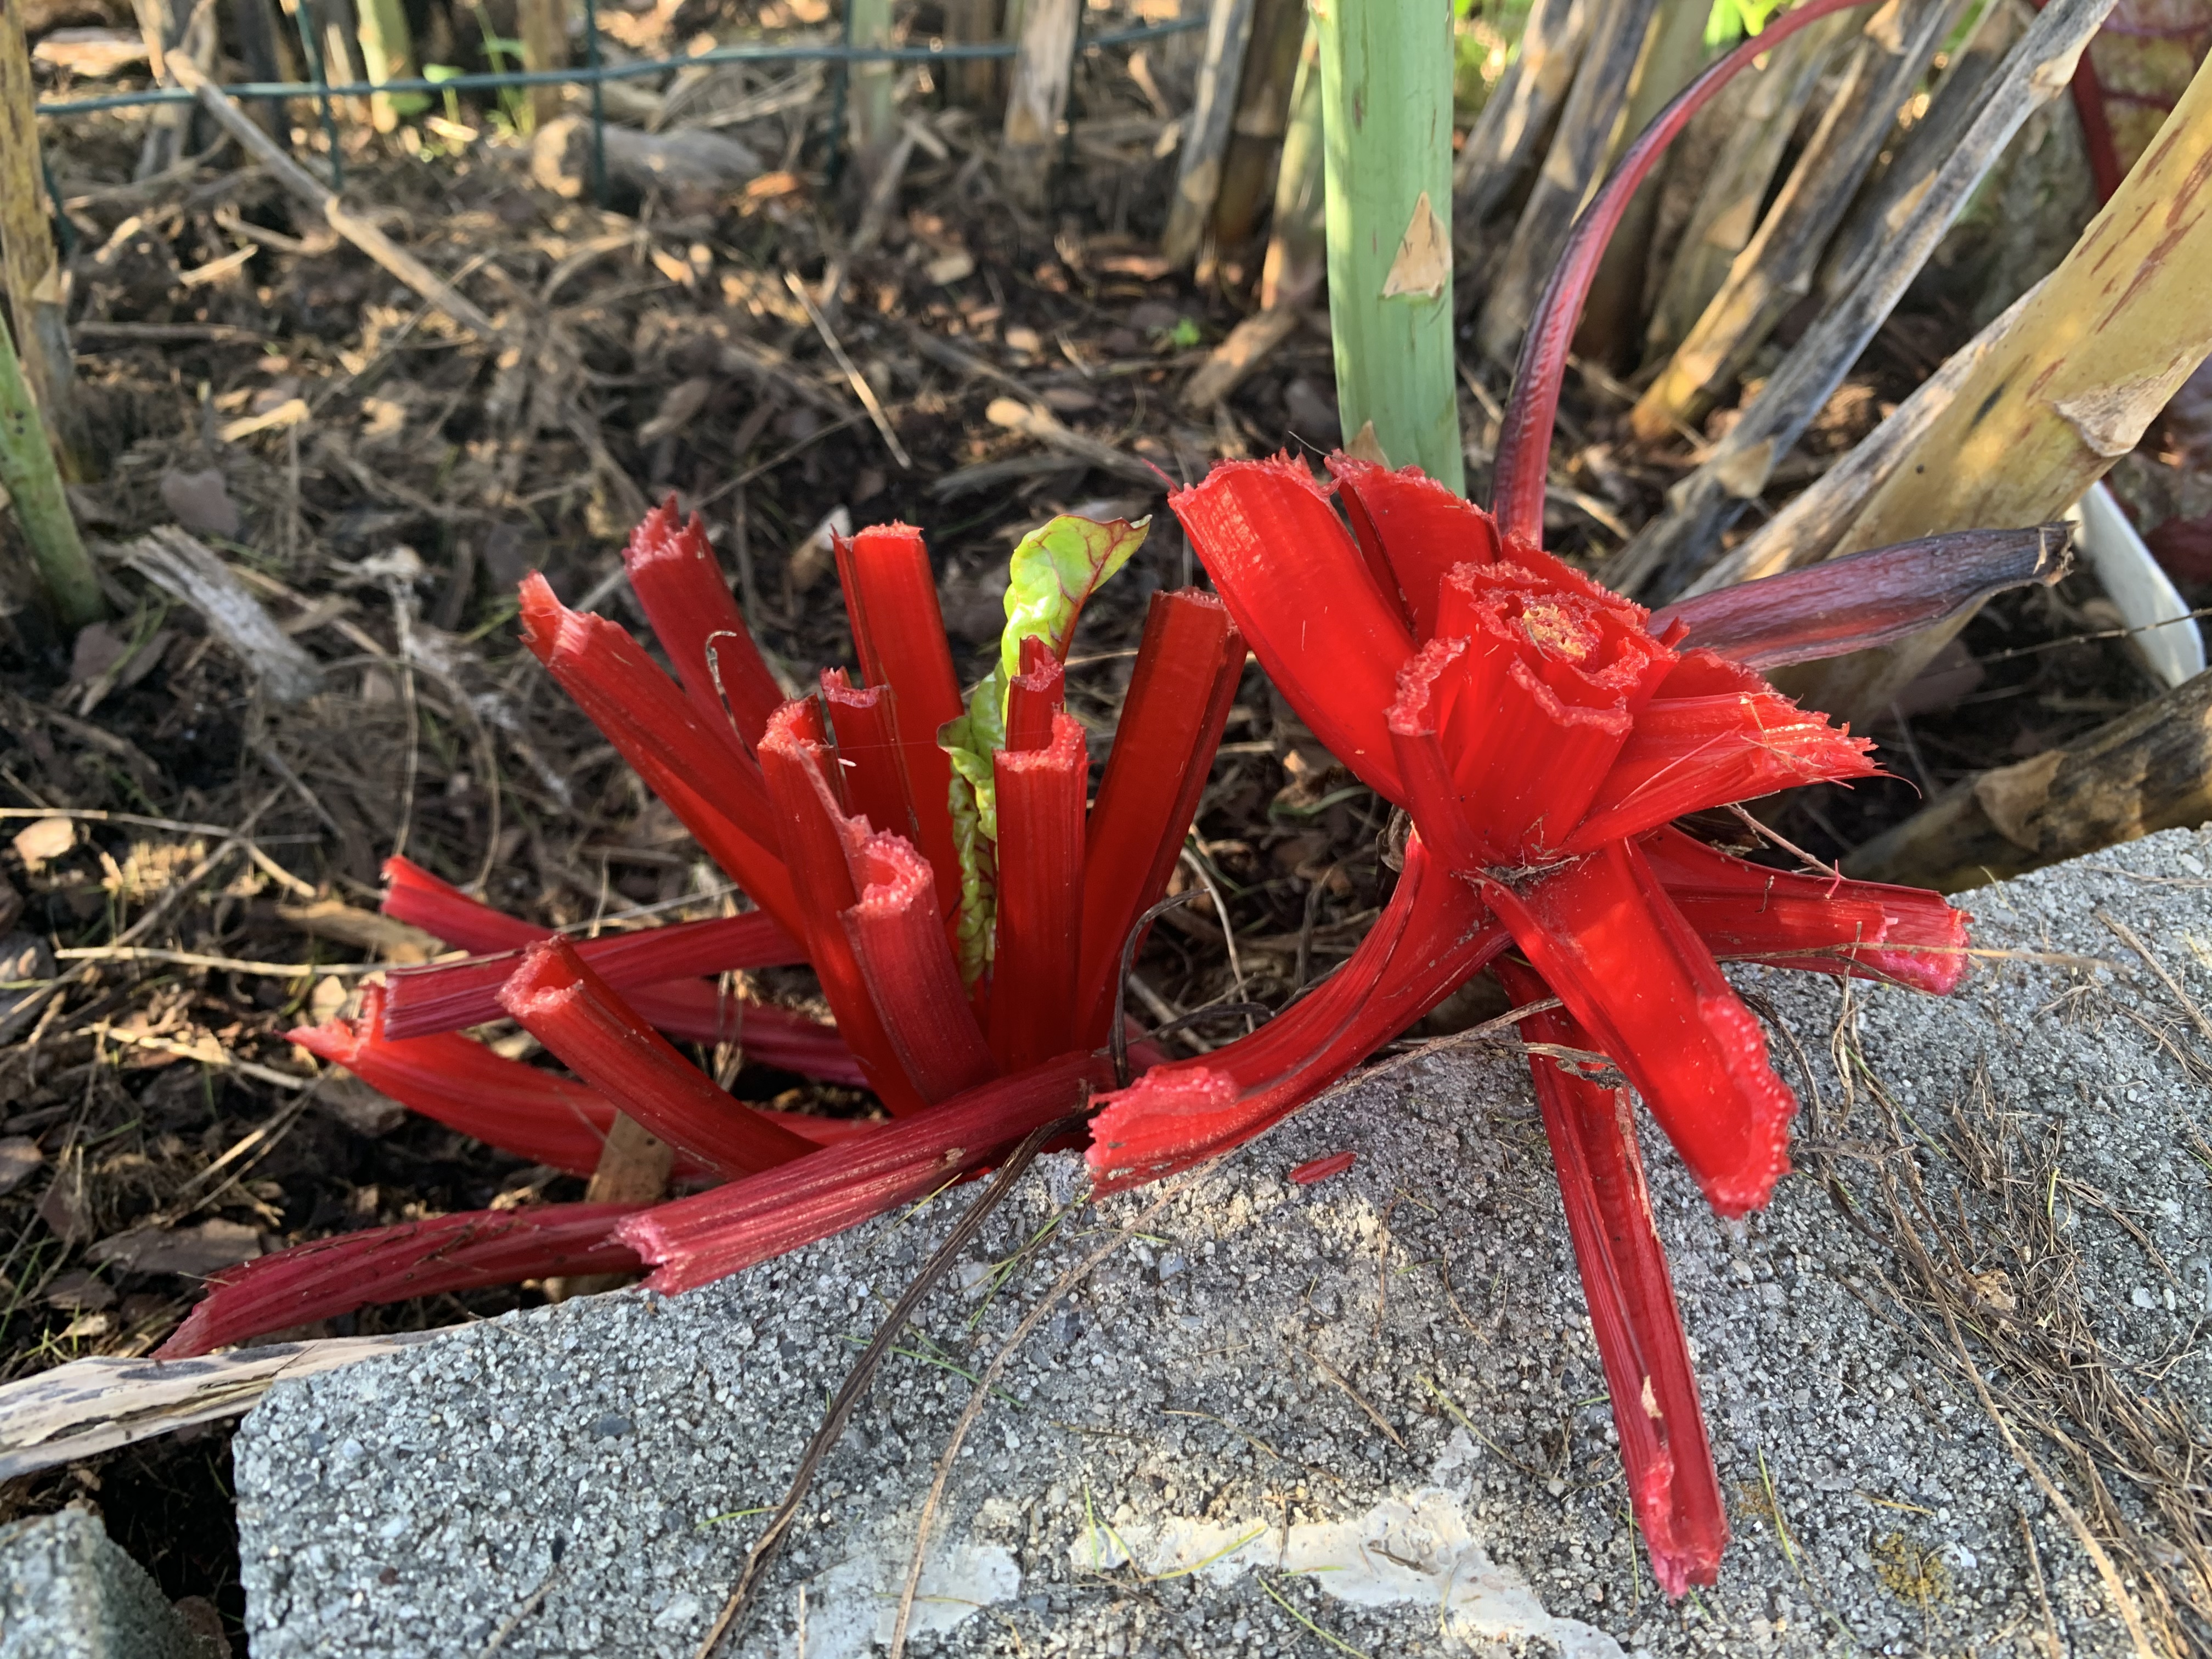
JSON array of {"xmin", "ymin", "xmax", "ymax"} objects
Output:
[
  {"xmin": 0, "ymin": 1508, "xmax": 218, "ymax": 1659},
  {"xmin": 233, "ymin": 830, "xmax": 2212, "ymax": 1657}
]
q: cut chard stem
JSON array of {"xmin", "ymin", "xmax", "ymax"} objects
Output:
[
  {"xmin": 1479, "ymin": 838, "xmax": 1796, "ymax": 1220},
  {"xmin": 1497, "ymin": 958, "xmax": 1725, "ymax": 1597},
  {"xmin": 382, "ymin": 909, "xmax": 803, "ymax": 1035},
  {"xmin": 759, "ymin": 699, "xmax": 932, "ymax": 1116},
  {"xmin": 841, "ymin": 830, "xmax": 998, "ymax": 1102},
  {"xmin": 498, "ymin": 938, "xmax": 820, "ymax": 1177},
  {"xmin": 822, "ymin": 668, "xmax": 923, "ymax": 849},
  {"xmin": 156, "ymin": 1204, "xmax": 647, "ymax": 1358},
  {"xmin": 623, "ymin": 498, "xmax": 789, "ymax": 752},
  {"xmin": 620, "ymin": 1052, "xmax": 1113, "ymax": 1293},
  {"xmin": 377, "ymin": 855, "xmax": 860, "ymax": 1084},
  {"xmin": 832, "ymin": 523, "xmax": 967, "ymax": 917},
  {"xmin": 1074, "ymin": 589, "xmax": 1245, "ymax": 1047},
  {"xmin": 1003, "ymin": 635, "xmax": 1065, "ymax": 753},
  {"xmin": 989, "ymin": 710, "xmax": 1086, "ymax": 1073},
  {"xmin": 518, "ymin": 575, "xmax": 803, "ymax": 939}
]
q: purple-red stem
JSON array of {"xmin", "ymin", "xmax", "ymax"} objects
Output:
[
  {"xmin": 841, "ymin": 831, "xmax": 999, "ymax": 1101},
  {"xmin": 623, "ymin": 498, "xmax": 789, "ymax": 752},
  {"xmin": 1493, "ymin": 0, "xmax": 1881, "ymax": 541}
]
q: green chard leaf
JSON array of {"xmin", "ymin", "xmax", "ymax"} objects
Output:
[{"xmin": 940, "ymin": 513, "xmax": 1149, "ymax": 985}]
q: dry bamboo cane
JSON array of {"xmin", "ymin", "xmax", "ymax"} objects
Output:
[
  {"xmin": 1608, "ymin": 0, "xmax": 2116, "ymax": 601},
  {"xmin": 1452, "ymin": 0, "xmax": 1594, "ymax": 233},
  {"xmin": 1681, "ymin": 280, "xmax": 2044, "ymax": 595},
  {"xmin": 1001, "ymin": 0, "xmax": 1080, "ymax": 212},
  {"xmin": 1162, "ymin": 0, "xmax": 1257, "ymax": 267},
  {"xmin": 1208, "ymin": 0, "xmax": 1306, "ymax": 252},
  {"xmin": 1784, "ymin": 50, "xmax": 2212, "ymax": 725},
  {"xmin": 848, "ymin": 0, "xmax": 898, "ymax": 192},
  {"xmin": 1641, "ymin": 12, "xmax": 1849, "ymax": 364},
  {"xmin": 1574, "ymin": 0, "xmax": 1714, "ymax": 369},
  {"xmin": 1815, "ymin": 0, "xmax": 2024, "ymax": 306},
  {"xmin": 1842, "ymin": 667, "xmax": 2212, "ymax": 891},
  {"xmin": 0, "ymin": 4, "xmax": 93, "ymax": 482},
  {"xmin": 518, "ymin": 0, "xmax": 568, "ymax": 131},
  {"xmin": 1627, "ymin": 0, "xmax": 1967, "ymax": 443},
  {"xmin": 1258, "ymin": 17, "xmax": 1323, "ymax": 312},
  {"xmin": 1475, "ymin": 0, "xmax": 1662, "ymax": 368}
]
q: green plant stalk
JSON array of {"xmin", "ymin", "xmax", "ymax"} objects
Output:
[
  {"xmin": 0, "ymin": 312, "xmax": 101, "ymax": 628},
  {"xmin": 1315, "ymin": 0, "xmax": 1463, "ymax": 492}
]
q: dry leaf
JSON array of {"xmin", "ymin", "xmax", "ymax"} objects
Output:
[
  {"xmin": 157, "ymin": 467, "xmax": 241, "ymax": 538},
  {"xmin": 11, "ymin": 816, "xmax": 75, "ymax": 871},
  {"xmin": 89, "ymin": 1219, "xmax": 263, "ymax": 1279},
  {"xmin": 0, "ymin": 1136, "xmax": 46, "ymax": 1198},
  {"xmin": 43, "ymin": 1269, "xmax": 115, "ymax": 1313},
  {"xmin": 277, "ymin": 900, "xmax": 441, "ymax": 964}
]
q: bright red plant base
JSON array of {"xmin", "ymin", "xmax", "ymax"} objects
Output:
[{"xmin": 165, "ymin": 4, "xmax": 2047, "ymax": 1602}]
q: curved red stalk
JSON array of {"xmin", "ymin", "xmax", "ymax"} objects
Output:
[
  {"xmin": 832, "ymin": 524, "xmax": 966, "ymax": 918},
  {"xmin": 840, "ymin": 831, "xmax": 998, "ymax": 1101},
  {"xmin": 1330, "ymin": 457, "xmax": 1502, "ymax": 640},
  {"xmin": 1385, "ymin": 639, "xmax": 1487, "ymax": 872},
  {"xmin": 619, "ymin": 1052, "xmax": 1111, "ymax": 1294},
  {"xmin": 1492, "ymin": 0, "xmax": 1883, "ymax": 541},
  {"xmin": 1087, "ymin": 839, "xmax": 1509, "ymax": 1192},
  {"xmin": 1638, "ymin": 826, "xmax": 1968, "ymax": 994},
  {"xmin": 157, "ymin": 1204, "xmax": 644, "ymax": 1357},
  {"xmin": 623, "ymin": 498, "xmax": 788, "ymax": 752},
  {"xmin": 497, "ymin": 938, "xmax": 820, "ymax": 1176},
  {"xmin": 821, "ymin": 669, "xmax": 923, "ymax": 849},
  {"xmin": 1166, "ymin": 457, "xmax": 1415, "ymax": 803},
  {"xmin": 1073, "ymin": 589, "xmax": 1245, "ymax": 1047},
  {"xmin": 1005, "ymin": 635, "xmax": 1065, "ymax": 752},
  {"xmin": 518, "ymin": 576, "xmax": 803, "ymax": 940},
  {"xmin": 1497, "ymin": 958, "xmax": 1725, "ymax": 1598},
  {"xmin": 381, "ymin": 910, "xmax": 804, "ymax": 1036},
  {"xmin": 989, "ymin": 711, "xmax": 1087, "ymax": 1072},
  {"xmin": 758, "ymin": 699, "xmax": 930, "ymax": 1116},
  {"xmin": 1480, "ymin": 839, "xmax": 1795, "ymax": 1219}
]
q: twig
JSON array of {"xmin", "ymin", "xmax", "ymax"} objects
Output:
[
  {"xmin": 886, "ymin": 1172, "xmax": 1199, "ymax": 1659},
  {"xmin": 162, "ymin": 53, "xmax": 506, "ymax": 346},
  {"xmin": 2096, "ymin": 909, "xmax": 2212, "ymax": 1051},
  {"xmin": 693, "ymin": 1111, "xmax": 1089, "ymax": 1658},
  {"xmin": 783, "ymin": 270, "xmax": 912, "ymax": 470}
]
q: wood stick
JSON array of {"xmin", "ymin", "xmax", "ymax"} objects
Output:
[
  {"xmin": 1627, "ymin": 0, "xmax": 1965, "ymax": 442},
  {"xmin": 1640, "ymin": 13, "xmax": 1848, "ymax": 365},
  {"xmin": 1842, "ymin": 665, "xmax": 2212, "ymax": 895},
  {"xmin": 1180, "ymin": 303, "xmax": 1303, "ymax": 412},
  {"xmin": 984, "ymin": 396, "xmax": 1161, "ymax": 488},
  {"xmin": 1256, "ymin": 19, "xmax": 1323, "ymax": 312},
  {"xmin": 549, "ymin": 1113, "xmax": 672, "ymax": 1299},
  {"xmin": 1609, "ymin": 0, "xmax": 2116, "ymax": 600},
  {"xmin": 1786, "ymin": 50, "xmax": 2212, "ymax": 724},
  {"xmin": 1161, "ymin": 0, "xmax": 1256, "ymax": 266},
  {"xmin": 0, "ymin": 1333, "xmax": 447, "ymax": 1481},
  {"xmin": 1475, "ymin": 0, "xmax": 1660, "ymax": 367},
  {"xmin": 1452, "ymin": 0, "xmax": 1593, "ymax": 233},
  {"xmin": 165, "ymin": 50, "xmax": 505, "ymax": 344},
  {"xmin": 518, "ymin": 0, "xmax": 568, "ymax": 130},
  {"xmin": 1001, "ymin": 0, "xmax": 1080, "ymax": 212},
  {"xmin": 1207, "ymin": 0, "xmax": 1305, "ymax": 250},
  {"xmin": 1681, "ymin": 281, "xmax": 2042, "ymax": 597}
]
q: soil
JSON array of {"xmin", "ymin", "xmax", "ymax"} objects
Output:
[{"xmin": 1, "ymin": 12, "xmax": 2205, "ymax": 1650}]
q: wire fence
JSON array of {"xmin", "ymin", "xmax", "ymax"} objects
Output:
[{"xmin": 32, "ymin": 9, "xmax": 1206, "ymax": 201}]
